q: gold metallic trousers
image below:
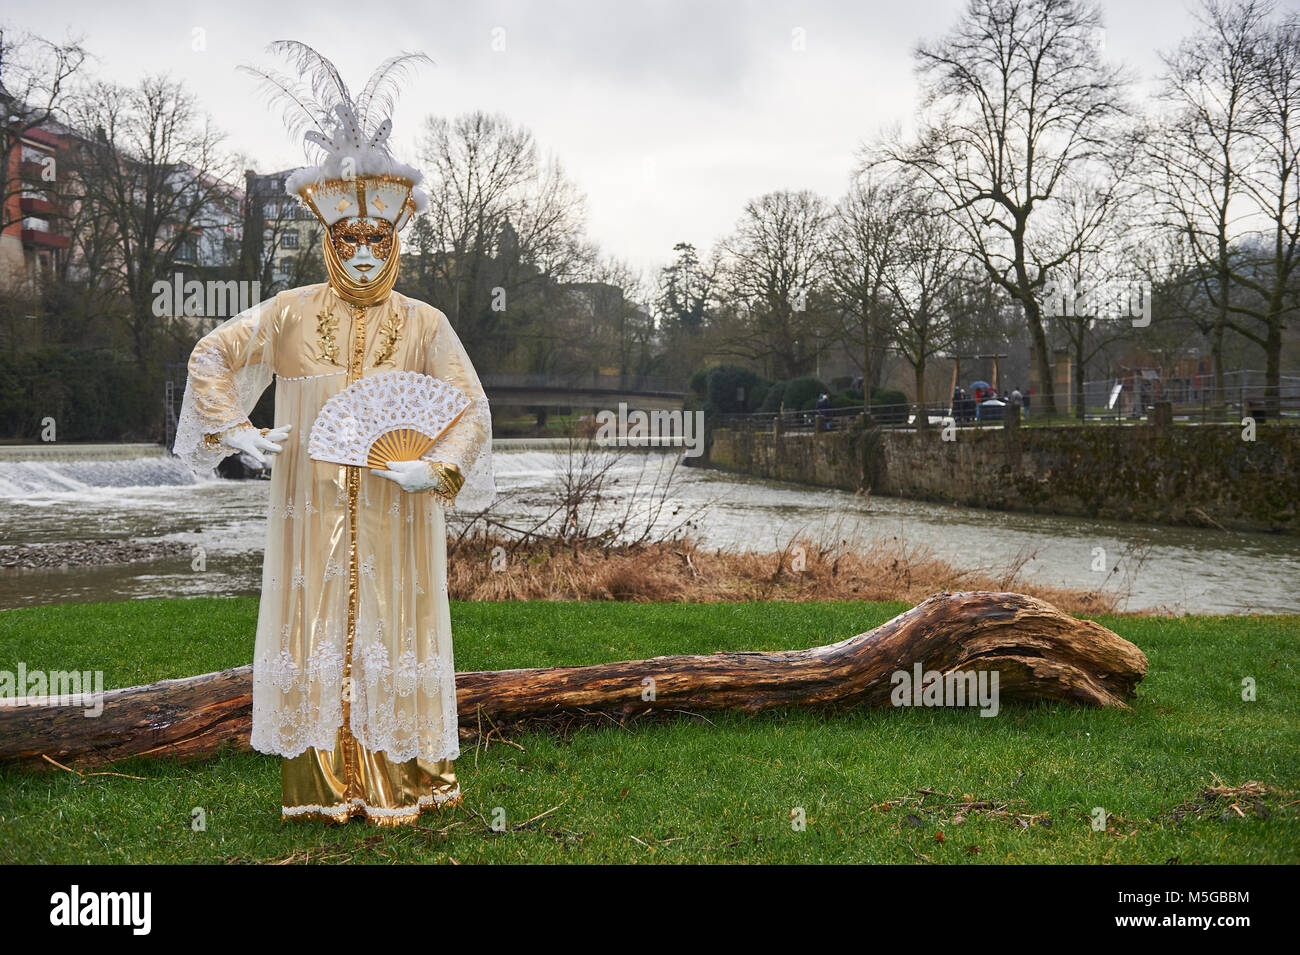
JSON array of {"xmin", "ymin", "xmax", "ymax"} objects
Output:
[{"xmin": 281, "ymin": 727, "xmax": 460, "ymax": 827}]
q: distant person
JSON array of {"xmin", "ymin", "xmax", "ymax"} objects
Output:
[
  {"xmin": 816, "ymin": 393, "xmax": 832, "ymax": 430},
  {"xmin": 954, "ymin": 386, "xmax": 973, "ymax": 422}
]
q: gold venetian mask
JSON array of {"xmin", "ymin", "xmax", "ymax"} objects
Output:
[{"xmin": 329, "ymin": 217, "xmax": 394, "ymax": 261}]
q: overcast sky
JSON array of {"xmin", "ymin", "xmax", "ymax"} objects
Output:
[{"xmin": 9, "ymin": 0, "xmax": 1240, "ymax": 278}]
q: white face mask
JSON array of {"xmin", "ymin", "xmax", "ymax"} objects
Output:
[{"xmin": 328, "ymin": 216, "xmax": 394, "ymax": 284}]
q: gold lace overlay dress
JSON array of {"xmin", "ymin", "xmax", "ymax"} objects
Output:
[{"xmin": 173, "ymin": 282, "xmax": 492, "ymax": 825}]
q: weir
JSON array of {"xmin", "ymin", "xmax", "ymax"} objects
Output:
[
  {"xmin": 0, "ymin": 442, "xmax": 684, "ymax": 497},
  {"xmin": 0, "ymin": 455, "xmax": 199, "ymax": 497},
  {"xmin": 0, "ymin": 443, "xmax": 167, "ymax": 462}
]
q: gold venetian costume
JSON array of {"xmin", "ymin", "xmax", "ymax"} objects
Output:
[{"xmin": 173, "ymin": 43, "xmax": 493, "ymax": 826}]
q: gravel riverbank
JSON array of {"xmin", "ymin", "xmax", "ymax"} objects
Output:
[{"xmin": 0, "ymin": 539, "xmax": 191, "ymax": 570}]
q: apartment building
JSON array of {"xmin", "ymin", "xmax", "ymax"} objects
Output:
[{"xmin": 0, "ymin": 123, "xmax": 72, "ymax": 289}]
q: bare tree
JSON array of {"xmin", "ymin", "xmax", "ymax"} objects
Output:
[
  {"xmin": 1148, "ymin": 0, "xmax": 1276, "ymax": 405},
  {"xmin": 886, "ymin": 0, "xmax": 1130, "ymax": 414},
  {"xmin": 881, "ymin": 190, "xmax": 965, "ymax": 429},
  {"xmin": 1130, "ymin": 230, "xmax": 1219, "ymax": 386},
  {"xmin": 67, "ymin": 75, "xmax": 235, "ymax": 367},
  {"xmin": 414, "ymin": 111, "xmax": 593, "ymax": 363},
  {"xmin": 1047, "ymin": 144, "xmax": 1145, "ymax": 417},
  {"xmin": 716, "ymin": 189, "xmax": 831, "ymax": 379},
  {"xmin": 583, "ymin": 256, "xmax": 654, "ymax": 378},
  {"xmin": 0, "ymin": 28, "xmax": 87, "ymax": 238},
  {"xmin": 1236, "ymin": 3, "xmax": 1300, "ymax": 412},
  {"xmin": 826, "ymin": 170, "xmax": 906, "ymax": 414},
  {"xmin": 237, "ymin": 170, "xmax": 323, "ymax": 294}
]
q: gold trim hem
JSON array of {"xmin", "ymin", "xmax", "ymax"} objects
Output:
[{"xmin": 282, "ymin": 787, "xmax": 463, "ymax": 828}]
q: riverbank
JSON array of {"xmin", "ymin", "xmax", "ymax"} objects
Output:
[
  {"xmin": 0, "ymin": 534, "xmax": 1119, "ymax": 613},
  {"xmin": 0, "ymin": 539, "xmax": 189, "ymax": 570},
  {"xmin": 3, "ymin": 446, "xmax": 1297, "ymax": 613},
  {"xmin": 708, "ymin": 422, "xmax": 1300, "ymax": 533},
  {"xmin": 1, "ymin": 598, "xmax": 1295, "ymax": 864}
]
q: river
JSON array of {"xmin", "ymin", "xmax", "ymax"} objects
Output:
[{"xmin": 0, "ymin": 446, "xmax": 1296, "ymax": 613}]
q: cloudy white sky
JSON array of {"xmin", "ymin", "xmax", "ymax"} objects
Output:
[{"xmin": 11, "ymin": 0, "xmax": 1230, "ymax": 278}]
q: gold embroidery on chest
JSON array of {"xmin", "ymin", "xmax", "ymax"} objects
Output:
[
  {"xmin": 315, "ymin": 309, "xmax": 341, "ymax": 366},
  {"xmin": 372, "ymin": 310, "xmax": 404, "ymax": 367}
]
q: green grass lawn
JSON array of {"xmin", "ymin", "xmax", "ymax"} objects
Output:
[{"xmin": 0, "ymin": 598, "xmax": 1297, "ymax": 864}]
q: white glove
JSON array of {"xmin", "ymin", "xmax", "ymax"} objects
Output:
[
  {"xmin": 220, "ymin": 423, "xmax": 292, "ymax": 465},
  {"xmin": 371, "ymin": 459, "xmax": 441, "ymax": 493}
]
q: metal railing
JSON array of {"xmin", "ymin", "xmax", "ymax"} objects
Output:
[
  {"xmin": 479, "ymin": 372, "xmax": 687, "ymax": 395},
  {"xmin": 1082, "ymin": 373, "xmax": 1300, "ymax": 407},
  {"xmin": 714, "ymin": 387, "xmax": 1300, "ymax": 434},
  {"xmin": 715, "ymin": 403, "xmax": 910, "ymax": 433}
]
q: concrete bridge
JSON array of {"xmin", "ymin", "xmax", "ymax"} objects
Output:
[
  {"xmin": 159, "ymin": 365, "xmax": 688, "ymax": 449},
  {"xmin": 478, "ymin": 373, "xmax": 687, "ymax": 411}
]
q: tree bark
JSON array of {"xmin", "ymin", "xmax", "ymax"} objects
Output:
[
  {"xmin": 1074, "ymin": 335, "xmax": 1087, "ymax": 422},
  {"xmin": 0, "ymin": 592, "xmax": 1147, "ymax": 769},
  {"xmin": 913, "ymin": 364, "xmax": 928, "ymax": 430},
  {"xmin": 1024, "ymin": 293, "xmax": 1057, "ymax": 415}
]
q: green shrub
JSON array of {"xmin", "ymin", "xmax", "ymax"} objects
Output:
[
  {"xmin": 870, "ymin": 388, "xmax": 909, "ymax": 425},
  {"xmin": 783, "ymin": 376, "xmax": 829, "ymax": 411},
  {"xmin": 759, "ymin": 380, "xmax": 787, "ymax": 413},
  {"xmin": 706, "ymin": 365, "xmax": 768, "ymax": 415},
  {"xmin": 0, "ymin": 348, "xmax": 158, "ymax": 441}
]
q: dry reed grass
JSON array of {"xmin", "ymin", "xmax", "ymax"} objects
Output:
[{"xmin": 447, "ymin": 535, "xmax": 1119, "ymax": 615}]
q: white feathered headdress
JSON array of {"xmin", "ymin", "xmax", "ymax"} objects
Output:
[{"xmin": 241, "ymin": 41, "xmax": 431, "ymax": 230}]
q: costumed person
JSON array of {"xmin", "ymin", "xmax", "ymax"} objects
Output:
[{"xmin": 172, "ymin": 41, "xmax": 494, "ymax": 826}]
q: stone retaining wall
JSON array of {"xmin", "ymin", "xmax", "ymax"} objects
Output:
[{"xmin": 707, "ymin": 422, "xmax": 1300, "ymax": 533}]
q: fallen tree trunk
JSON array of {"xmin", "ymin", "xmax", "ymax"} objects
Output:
[{"xmin": 0, "ymin": 591, "xmax": 1146, "ymax": 768}]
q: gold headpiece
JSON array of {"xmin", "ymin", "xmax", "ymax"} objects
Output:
[{"xmin": 241, "ymin": 41, "xmax": 431, "ymax": 232}]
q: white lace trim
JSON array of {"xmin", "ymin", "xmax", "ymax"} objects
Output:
[
  {"xmin": 277, "ymin": 371, "xmax": 347, "ymax": 381},
  {"xmin": 172, "ymin": 305, "xmax": 275, "ymax": 476},
  {"xmin": 350, "ymin": 624, "xmax": 460, "ymax": 762},
  {"xmin": 252, "ymin": 625, "xmax": 460, "ymax": 763},
  {"xmin": 424, "ymin": 308, "xmax": 495, "ymax": 511},
  {"xmin": 251, "ymin": 641, "xmax": 346, "ymax": 757},
  {"xmin": 356, "ymin": 637, "xmax": 453, "ymax": 697}
]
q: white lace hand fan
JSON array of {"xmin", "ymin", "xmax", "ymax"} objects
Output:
[{"xmin": 308, "ymin": 371, "xmax": 470, "ymax": 470}]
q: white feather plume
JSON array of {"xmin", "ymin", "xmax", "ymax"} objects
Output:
[
  {"xmin": 240, "ymin": 41, "xmax": 433, "ymax": 187},
  {"xmin": 355, "ymin": 52, "xmax": 434, "ymax": 135}
]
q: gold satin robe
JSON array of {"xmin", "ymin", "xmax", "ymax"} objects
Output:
[{"xmin": 173, "ymin": 282, "xmax": 492, "ymax": 825}]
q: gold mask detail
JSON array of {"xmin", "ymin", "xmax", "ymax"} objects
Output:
[{"xmin": 329, "ymin": 218, "xmax": 395, "ymax": 261}]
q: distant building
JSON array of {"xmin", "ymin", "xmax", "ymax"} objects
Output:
[
  {"xmin": 0, "ymin": 123, "xmax": 73, "ymax": 288},
  {"xmin": 2, "ymin": 113, "xmax": 244, "ymax": 305},
  {"xmin": 243, "ymin": 169, "xmax": 322, "ymax": 291}
]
